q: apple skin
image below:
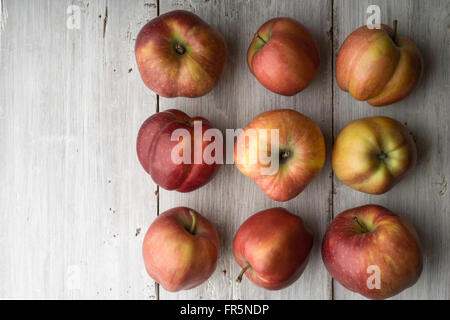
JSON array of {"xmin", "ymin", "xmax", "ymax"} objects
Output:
[
  {"xmin": 247, "ymin": 17, "xmax": 320, "ymax": 96},
  {"xmin": 332, "ymin": 116, "xmax": 416, "ymax": 194},
  {"xmin": 336, "ymin": 23, "xmax": 423, "ymax": 106},
  {"xmin": 143, "ymin": 207, "xmax": 219, "ymax": 292},
  {"xmin": 234, "ymin": 109, "xmax": 325, "ymax": 202},
  {"xmin": 137, "ymin": 109, "xmax": 220, "ymax": 192},
  {"xmin": 322, "ymin": 205, "xmax": 422, "ymax": 300},
  {"xmin": 135, "ymin": 10, "xmax": 227, "ymax": 98},
  {"xmin": 233, "ymin": 207, "xmax": 313, "ymax": 290}
]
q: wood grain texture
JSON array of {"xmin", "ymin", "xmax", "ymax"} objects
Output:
[
  {"xmin": 0, "ymin": 0, "xmax": 158, "ymax": 299},
  {"xmin": 333, "ymin": 0, "xmax": 450, "ymax": 300},
  {"xmin": 1, "ymin": 0, "xmax": 449, "ymax": 300},
  {"xmin": 158, "ymin": 0, "xmax": 333, "ymax": 300}
]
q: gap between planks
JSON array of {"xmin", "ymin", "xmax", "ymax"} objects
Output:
[
  {"xmin": 330, "ymin": 0, "xmax": 335, "ymax": 301},
  {"xmin": 155, "ymin": 0, "xmax": 160, "ymax": 302}
]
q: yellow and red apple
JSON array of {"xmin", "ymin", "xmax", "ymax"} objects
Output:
[
  {"xmin": 234, "ymin": 109, "xmax": 325, "ymax": 202},
  {"xmin": 137, "ymin": 109, "xmax": 220, "ymax": 192},
  {"xmin": 234, "ymin": 207, "xmax": 313, "ymax": 290},
  {"xmin": 322, "ymin": 205, "xmax": 422, "ymax": 299},
  {"xmin": 143, "ymin": 207, "xmax": 219, "ymax": 292},
  {"xmin": 135, "ymin": 10, "xmax": 227, "ymax": 98},
  {"xmin": 336, "ymin": 21, "xmax": 423, "ymax": 106},
  {"xmin": 247, "ymin": 17, "xmax": 320, "ymax": 96},
  {"xmin": 332, "ymin": 116, "xmax": 416, "ymax": 194}
]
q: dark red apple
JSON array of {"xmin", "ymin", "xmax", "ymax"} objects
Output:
[
  {"xmin": 135, "ymin": 10, "xmax": 227, "ymax": 98},
  {"xmin": 322, "ymin": 205, "xmax": 422, "ymax": 299},
  {"xmin": 136, "ymin": 109, "xmax": 220, "ymax": 192},
  {"xmin": 143, "ymin": 207, "xmax": 219, "ymax": 292},
  {"xmin": 233, "ymin": 207, "xmax": 313, "ymax": 290}
]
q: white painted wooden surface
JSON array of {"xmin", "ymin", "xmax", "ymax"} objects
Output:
[
  {"xmin": 0, "ymin": 0, "xmax": 449, "ymax": 300},
  {"xmin": 0, "ymin": 0, "xmax": 158, "ymax": 299}
]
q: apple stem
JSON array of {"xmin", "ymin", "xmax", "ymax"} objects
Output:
[
  {"xmin": 353, "ymin": 216, "xmax": 369, "ymax": 233},
  {"xmin": 392, "ymin": 20, "xmax": 398, "ymax": 44},
  {"xmin": 255, "ymin": 33, "xmax": 267, "ymax": 44},
  {"xmin": 189, "ymin": 210, "xmax": 197, "ymax": 234},
  {"xmin": 236, "ymin": 264, "xmax": 251, "ymax": 283}
]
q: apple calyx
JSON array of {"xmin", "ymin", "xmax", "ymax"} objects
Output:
[
  {"xmin": 280, "ymin": 149, "xmax": 291, "ymax": 160},
  {"xmin": 174, "ymin": 42, "xmax": 187, "ymax": 55},
  {"xmin": 189, "ymin": 210, "xmax": 197, "ymax": 234},
  {"xmin": 279, "ymin": 149, "xmax": 293, "ymax": 165},
  {"xmin": 352, "ymin": 216, "xmax": 369, "ymax": 234},
  {"xmin": 377, "ymin": 151, "xmax": 388, "ymax": 161},
  {"xmin": 236, "ymin": 263, "xmax": 251, "ymax": 283}
]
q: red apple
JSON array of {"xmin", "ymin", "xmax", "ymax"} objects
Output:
[
  {"xmin": 336, "ymin": 21, "xmax": 423, "ymax": 106},
  {"xmin": 233, "ymin": 207, "xmax": 313, "ymax": 290},
  {"xmin": 143, "ymin": 207, "xmax": 219, "ymax": 292},
  {"xmin": 322, "ymin": 205, "xmax": 422, "ymax": 299},
  {"xmin": 247, "ymin": 17, "xmax": 320, "ymax": 96},
  {"xmin": 332, "ymin": 116, "xmax": 416, "ymax": 194},
  {"xmin": 234, "ymin": 109, "xmax": 325, "ymax": 201},
  {"xmin": 137, "ymin": 109, "xmax": 219, "ymax": 192},
  {"xmin": 135, "ymin": 10, "xmax": 227, "ymax": 98}
]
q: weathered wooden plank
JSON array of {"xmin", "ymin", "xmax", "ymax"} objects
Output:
[
  {"xmin": 158, "ymin": 0, "xmax": 333, "ymax": 300},
  {"xmin": 0, "ymin": 0, "xmax": 158, "ymax": 299},
  {"xmin": 333, "ymin": 0, "xmax": 450, "ymax": 299}
]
